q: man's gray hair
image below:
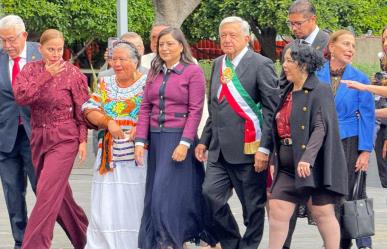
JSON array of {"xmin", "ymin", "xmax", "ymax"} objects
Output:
[
  {"xmin": 0, "ymin": 15, "xmax": 26, "ymax": 33},
  {"xmin": 120, "ymin": 32, "xmax": 143, "ymax": 45},
  {"xmin": 288, "ymin": 0, "xmax": 316, "ymax": 17},
  {"xmin": 219, "ymin": 16, "xmax": 250, "ymax": 36}
]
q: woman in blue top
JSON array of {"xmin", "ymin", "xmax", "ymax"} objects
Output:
[{"xmin": 316, "ymin": 29, "xmax": 375, "ymax": 249}]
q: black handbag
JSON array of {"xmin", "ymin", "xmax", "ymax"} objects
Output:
[{"xmin": 341, "ymin": 171, "xmax": 375, "ymax": 239}]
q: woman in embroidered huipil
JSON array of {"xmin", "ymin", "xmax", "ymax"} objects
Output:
[
  {"xmin": 316, "ymin": 30, "xmax": 375, "ymax": 249},
  {"xmin": 134, "ymin": 27, "xmax": 206, "ymax": 249},
  {"xmin": 13, "ymin": 29, "xmax": 89, "ymax": 249},
  {"xmin": 82, "ymin": 41, "xmax": 147, "ymax": 249}
]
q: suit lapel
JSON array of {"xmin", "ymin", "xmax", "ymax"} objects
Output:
[
  {"xmin": 334, "ymin": 65, "xmax": 351, "ymax": 107},
  {"xmin": 311, "ymin": 30, "xmax": 327, "ymax": 52},
  {"xmin": 0, "ymin": 51, "xmax": 12, "ymax": 90},
  {"xmin": 212, "ymin": 50, "xmax": 251, "ymax": 106},
  {"xmin": 235, "ymin": 50, "xmax": 250, "ymax": 79},
  {"xmin": 317, "ymin": 62, "xmax": 350, "ymax": 106},
  {"xmin": 211, "ymin": 57, "xmax": 224, "ymax": 105}
]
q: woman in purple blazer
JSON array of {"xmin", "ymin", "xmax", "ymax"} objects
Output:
[{"xmin": 134, "ymin": 27, "xmax": 207, "ymax": 249}]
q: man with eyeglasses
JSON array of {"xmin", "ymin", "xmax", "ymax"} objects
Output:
[
  {"xmin": 0, "ymin": 15, "xmax": 41, "ymax": 249},
  {"xmin": 285, "ymin": 0, "xmax": 329, "ymax": 54},
  {"xmin": 277, "ymin": 1, "xmax": 330, "ymax": 249}
]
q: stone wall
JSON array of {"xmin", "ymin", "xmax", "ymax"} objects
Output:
[{"xmin": 353, "ymin": 36, "xmax": 383, "ymax": 65}]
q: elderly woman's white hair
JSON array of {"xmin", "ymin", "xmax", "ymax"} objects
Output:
[
  {"xmin": 219, "ymin": 16, "xmax": 250, "ymax": 36},
  {"xmin": 0, "ymin": 15, "xmax": 26, "ymax": 33}
]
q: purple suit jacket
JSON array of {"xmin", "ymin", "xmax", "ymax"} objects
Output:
[{"xmin": 136, "ymin": 63, "xmax": 205, "ymax": 145}]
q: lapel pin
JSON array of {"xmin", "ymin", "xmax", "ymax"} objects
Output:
[{"xmin": 32, "ymin": 55, "xmax": 36, "ymax": 61}]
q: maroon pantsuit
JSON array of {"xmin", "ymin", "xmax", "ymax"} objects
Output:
[{"xmin": 13, "ymin": 60, "xmax": 89, "ymax": 249}]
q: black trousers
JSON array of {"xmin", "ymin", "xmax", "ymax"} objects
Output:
[
  {"xmin": 375, "ymin": 127, "xmax": 387, "ymax": 187},
  {"xmin": 0, "ymin": 126, "xmax": 36, "ymax": 249},
  {"xmin": 202, "ymin": 151, "xmax": 267, "ymax": 249}
]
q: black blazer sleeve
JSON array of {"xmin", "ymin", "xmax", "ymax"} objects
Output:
[
  {"xmin": 256, "ymin": 58, "xmax": 280, "ymax": 151},
  {"xmin": 199, "ymin": 61, "xmax": 216, "ymax": 147}
]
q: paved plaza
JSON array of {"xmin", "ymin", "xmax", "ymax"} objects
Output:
[{"xmin": 1, "ymin": 134, "xmax": 387, "ymax": 249}]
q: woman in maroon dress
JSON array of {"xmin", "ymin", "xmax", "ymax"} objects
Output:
[{"xmin": 13, "ymin": 29, "xmax": 89, "ymax": 249}]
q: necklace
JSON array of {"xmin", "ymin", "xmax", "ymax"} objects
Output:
[{"xmin": 329, "ymin": 66, "xmax": 345, "ymax": 95}]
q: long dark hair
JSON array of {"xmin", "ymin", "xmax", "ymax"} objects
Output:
[{"xmin": 149, "ymin": 27, "xmax": 194, "ymax": 79}]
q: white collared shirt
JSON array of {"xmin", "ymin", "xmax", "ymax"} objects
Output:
[
  {"xmin": 162, "ymin": 61, "xmax": 180, "ymax": 73},
  {"xmin": 229, "ymin": 46, "xmax": 248, "ymax": 69},
  {"xmin": 304, "ymin": 26, "xmax": 320, "ymax": 46},
  {"xmin": 8, "ymin": 43, "xmax": 27, "ymax": 82}
]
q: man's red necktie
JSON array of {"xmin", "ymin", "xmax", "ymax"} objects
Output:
[
  {"xmin": 12, "ymin": 57, "xmax": 22, "ymax": 124},
  {"xmin": 12, "ymin": 56, "xmax": 21, "ymax": 85}
]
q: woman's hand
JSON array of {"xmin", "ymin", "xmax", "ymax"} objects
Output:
[
  {"xmin": 172, "ymin": 144, "xmax": 188, "ymax": 162},
  {"xmin": 78, "ymin": 142, "xmax": 87, "ymax": 163},
  {"xmin": 45, "ymin": 60, "xmax": 65, "ymax": 77},
  {"xmin": 127, "ymin": 126, "xmax": 136, "ymax": 141},
  {"xmin": 134, "ymin": 145, "xmax": 145, "ymax": 166},
  {"xmin": 107, "ymin": 120, "xmax": 124, "ymax": 139},
  {"xmin": 341, "ymin": 80, "xmax": 368, "ymax": 92},
  {"xmin": 355, "ymin": 151, "xmax": 370, "ymax": 172},
  {"xmin": 297, "ymin": 161, "xmax": 311, "ymax": 178}
]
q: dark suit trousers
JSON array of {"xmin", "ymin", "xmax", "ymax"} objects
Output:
[
  {"xmin": 0, "ymin": 126, "xmax": 36, "ymax": 249},
  {"xmin": 375, "ymin": 127, "xmax": 387, "ymax": 187},
  {"xmin": 202, "ymin": 151, "xmax": 267, "ymax": 249}
]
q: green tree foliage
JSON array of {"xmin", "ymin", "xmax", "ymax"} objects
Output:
[
  {"xmin": 183, "ymin": 0, "xmax": 386, "ymax": 60},
  {"xmin": 1, "ymin": 0, "xmax": 154, "ymax": 44},
  {"xmin": 314, "ymin": 0, "xmax": 387, "ymax": 35}
]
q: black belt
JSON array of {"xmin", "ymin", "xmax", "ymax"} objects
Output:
[{"xmin": 280, "ymin": 138, "xmax": 292, "ymax": 146}]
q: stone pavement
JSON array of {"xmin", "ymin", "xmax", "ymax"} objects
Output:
[{"xmin": 1, "ymin": 137, "xmax": 387, "ymax": 248}]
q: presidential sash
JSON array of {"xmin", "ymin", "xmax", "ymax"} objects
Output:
[{"xmin": 219, "ymin": 56, "xmax": 263, "ymax": 154}]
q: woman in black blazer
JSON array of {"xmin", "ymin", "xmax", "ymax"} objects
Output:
[{"xmin": 268, "ymin": 42, "xmax": 348, "ymax": 249}]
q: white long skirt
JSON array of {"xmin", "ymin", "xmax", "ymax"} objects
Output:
[{"xmin": 85, "ymin": 150, "xmax": 147, "ymax": 249}]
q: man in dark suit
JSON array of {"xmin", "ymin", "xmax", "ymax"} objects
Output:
[
  {"xmin": 279, "ymin": 1, "xmax": 330, "ymax": 248},
  {"xmin": 284, "ymin": 0, "xmax": 329, "ymax": 57},
  {"xmin": 0, "ymin": 15, "xmax": 40, "ymax": 249},
  {"xmin": 195, "ymin": 16, "xmax": 279, "ymax": 249}
]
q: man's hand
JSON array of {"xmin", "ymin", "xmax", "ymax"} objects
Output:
[
  {"xmin": 254, "ymin": 151, "xmax": 269, "ymax": 172},
  {"xmin": 172, "ymin": 144, "xmax": 188, "ymax": 162},
  {"xmin": 297, "ymin": 161, "xmax": 311, "ymax": 178},
  {"xmin": 195, "ymin": 144, "xmax": 207, "ymax": 162}
]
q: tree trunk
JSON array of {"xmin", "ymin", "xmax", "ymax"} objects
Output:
[
  {"xmin": 153, "ymin": 0, "xmax": 201, "ymax": 28},
  {"xmin": 249, "ymin": 18, "xmax": 277, "ymax": 61},
  {"xmin": 257, "ymin": 27, "xmax": 277, "ymax": 61}
]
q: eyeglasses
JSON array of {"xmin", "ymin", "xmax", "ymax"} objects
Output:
[
  {"xmin": 0, "ymin": 32, "xmax": 23, "ymax": 46},
  {"xmin": 286, "ymin": 19, "xmax": 310, "ymax": 28}
]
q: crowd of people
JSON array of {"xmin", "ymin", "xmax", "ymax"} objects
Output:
[{"xmin": 0, "ymin": 0, "xmax": 386, "ymax": 249}]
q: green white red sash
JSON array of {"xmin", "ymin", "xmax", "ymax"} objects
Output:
[{"xmin": 219, "ymin": 55, "xmax": 263, "ymax": 154}]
